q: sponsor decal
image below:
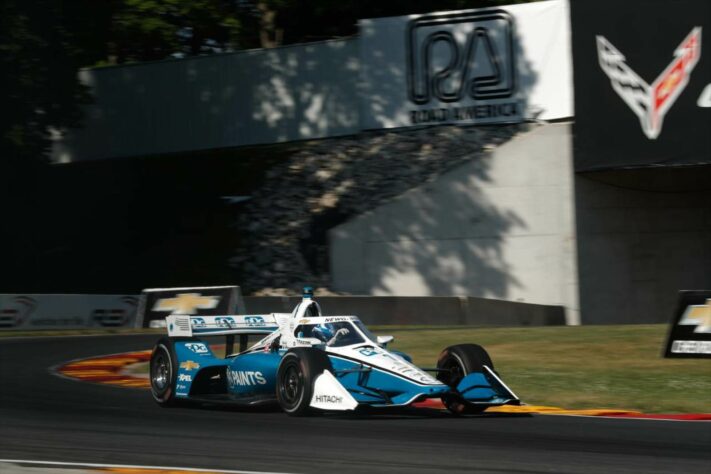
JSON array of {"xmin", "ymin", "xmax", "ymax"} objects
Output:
[
  {"xmin": 677, "ymin": 299, "xmax": 711, "ymax": 333},
  {"xmin": 597, "ymin": 27, "xmax": 702, "ymax": 139},
  {"xmin": 358, "ymin": 347, "xmax": 379, "ymax": 357},
  {"xmin": 358, "ymin": 350, "xmax": 440, "ymax": 384},
  {"xmin": 178, "ymin": 373, "xmax": 192, "ymax": 382},
  {"xmin": 664, "ymin": 291, "xmax": 711, "ymax": 358},
  {"xmin": 245, "ymin": 316, "xmax": 266, "ymax": 327},
  {"xmin": 191, "ymin": 317, "xmax": 207, "ymax": 328},
  {"xmin": 324, "ymin": 317, "xmax": 354, "ymax": 322},
  {"xmin": 671, "ymin": 340, "xmax": 711, "ymax": 354},
  {"xmin": 314, "ymin": 395, "xmax": 343, "ymax": 404},
  {"xmin": 179, "ymin": 360, "xmax": 200, "ymax": 371},
  {"xmin": 184, "ymin": 342, "xmax": 209, "ymax": 354},
  {"xmin": 227, "ymin": 370, "xmax": 267, "ymax": 387},
  {"xmin": 406, "ymin": 10, "xmax": 520, "ymax": 125},
  {"xmin": 0, "ymin": 296, "xmax": 37, "ymax": 328},
  {"xmin": 152, "ymin": 293, "xmax": 220, "ymax": 315},
  {"xmin": 91, "ymin": 296, "xmax": 139, "ymax": 327},
  {"xmin": 215, "ymin": 316, "xmax": 235, "ymax": 328}
]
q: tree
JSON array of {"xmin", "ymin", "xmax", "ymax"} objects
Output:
[
  {"xmin": 107, "ymin": 0, "xmax": 242, "ymax": 63},
  {"xmin": 242, "ymin": 0, "xmax": 534, "ymax": 48},
  {"xmin": 0, "ymin": 0, "xmax": 111, "ymax": 166}
]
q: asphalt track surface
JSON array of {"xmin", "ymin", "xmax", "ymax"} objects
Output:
[{"xmin": 1, "ymin": 335, "xmax": 710, "ymax": 474}]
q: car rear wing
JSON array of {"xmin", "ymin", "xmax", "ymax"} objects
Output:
[{"xmin": 166, "ymin": 314, "xmax": 280, "ymax": 338}]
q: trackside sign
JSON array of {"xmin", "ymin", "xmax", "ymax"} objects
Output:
[
  {"xmin": 359, "ymin": 0, "xmax": 573, "ymax": 129},
  {"xmin": 0, "ymin": 294, "xmax": 138, "ymax": 330},
  {"xmin": 663, "ymin": 290, "xmax": 711, "ymax": 358},
  {"xmin": 571, "ymin": 0, "xmax": 711, "ymax": 171},
  {"xmin": 136, "ymin": 285, "xmax": 245, "ymax": 328},
  {"xmin": 404, "ymin": 10, "xmax": 520, "ymax": 125}
]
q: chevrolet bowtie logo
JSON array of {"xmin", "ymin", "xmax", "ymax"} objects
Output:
[
  {"xmin": 679, "ymin": 299, "xmax": 711, "ymax": 333},
  {"xmin": 153, "ymin": 293, "xmax": 220, "ymax": 315},
  {"xmin": 180, "ymin": 360, "xmax": 200, "ymax": 371}
]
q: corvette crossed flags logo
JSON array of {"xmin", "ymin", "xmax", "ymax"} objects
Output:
[{"xmin": 597, "ymin": 27, "xmax": 702, "ymax": 139}]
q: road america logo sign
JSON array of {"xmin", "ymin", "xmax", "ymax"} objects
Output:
[
  {"xmin": 596, "ymin": 27, "xmax": 702, "ymax": 139},
  {"xmin": 405, "ymin": 9, "xmax": 521, "ymax": 125}
]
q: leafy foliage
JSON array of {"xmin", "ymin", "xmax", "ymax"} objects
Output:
[
  {"xmin": 108, "ymin": 0, "xmax": 242, "ymax": 63},
  {"xmin": 0, "ymin": 0, "xmax": 110, "ymax": 165},
  {"xmin": 0, "ymin": 0, "xmax": 535, "ymax": 165}
]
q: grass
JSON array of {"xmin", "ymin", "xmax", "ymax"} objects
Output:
[
  {"xmin": 374, "ymin": 324, "xmax": 711, "ymax": 414},
  {"xmin": 3, "ymin": 324, "xmax": 709, "ymax": 413}
]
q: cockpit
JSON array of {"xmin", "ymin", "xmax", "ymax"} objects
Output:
[{"xmin": 294, "ymin": 319, "xmax": 378, "ymax": 348}]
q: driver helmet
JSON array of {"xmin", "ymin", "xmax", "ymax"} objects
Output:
[{"xmin": 312, "ymin": 323, "xmax": 334, "ymax": 342}]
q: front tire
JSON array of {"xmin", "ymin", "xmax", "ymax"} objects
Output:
[
  {"xmin": 436, "ymin": 344, "xmax": 494, "ymax": 415},
  {"xmin": 276, "ymin": 348, "xmax": 331, "ymax": 416}
]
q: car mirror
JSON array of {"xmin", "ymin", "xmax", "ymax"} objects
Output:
[{"xmin": 377, "ymin": 335, "xmax": 394, "ymax": 347}]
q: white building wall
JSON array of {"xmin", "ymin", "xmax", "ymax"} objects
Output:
[{"xmin": 329, "ymin": 123, "xmax": 580, "ymax": 324}]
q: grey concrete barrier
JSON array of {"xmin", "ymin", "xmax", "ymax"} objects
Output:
[
  {"xmin": 244, "ymin": 296, "xmax": 565, "ymax": 326},
  {"xmin": 0, "ymin": 294, "xmax": 139, "ymax": 330}
]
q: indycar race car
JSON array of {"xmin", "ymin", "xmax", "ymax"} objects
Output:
[{"xmin": 149, "ymin": 288, "xmax": 520, "ymax": 415}]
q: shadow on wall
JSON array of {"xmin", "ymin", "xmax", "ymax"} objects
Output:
[
  {"xmin": 233, "ymin": 17, "xmax": 540, "ymax": 296},
  {"xmin": 234, "ymin": 122, "xmax": 532, "ymax": 295},
  {"xmin": 348, "ymin": 151, "xmax": 528, "ymax": 297},
  {"xmin": 249, "ymin": 40, "xmax": 360, "ymax": 144},
  {"xmin": 349, "ymin": 22, "xmax": 539, "ymax": 297}
]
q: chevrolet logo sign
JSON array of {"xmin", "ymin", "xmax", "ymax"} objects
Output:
[
  {"xmin": 153, "ymin": 293, "xmax": 220, "ymax": 315},
  {"xmin": 180, "ymin": 360, "xmax": 200, "ymax": 371},
  {"xmin": 679, "ymin": 299, "xmax": 711, "ymax": 333}
]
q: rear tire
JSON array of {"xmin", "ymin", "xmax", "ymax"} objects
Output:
[
  {"xmin": 436, "ymin": 344, "xmax": 494, "ymax": 415},
  {"xmin": 276, "ymin": 348, "xmax": 332, "ymax": 416}
]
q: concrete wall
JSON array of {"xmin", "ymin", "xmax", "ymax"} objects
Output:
[
  {"xmin": 575, "ymin": 175, "xmax": 711, "ymax": 324},
  {"xmin": 53, "ymin": 39, "xmax": 360, "ymax": 162},
  {"xmin": 244, "ymin": 296, "xmax": 565, "ymax": 326},
  {"xmin": 329, "ymin": 123, "xmax": 580, "ymax": 324}
]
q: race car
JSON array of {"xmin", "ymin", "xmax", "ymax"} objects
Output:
[{"xmin": 149, "ymin": 287, "xmax": 520, "ymax": 415}]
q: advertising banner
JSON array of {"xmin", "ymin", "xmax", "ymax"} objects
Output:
[
  {"xmin": 571, "ymin": 0, "xmax": 711, "ymax": 171},
  {"xmin": 663, "ymin": 290, "xmax": 711, "ymax": 358},
  {"xmin": 359, "ymin": 0, "xmax": 573, "ymax": 129},
  {"xmin": 136, "ymin": 286, "xmax": 245, "ymax": 328},
  {"xmin": 0, "ymin": 294, "xmax": 138, "ymax": 330}
]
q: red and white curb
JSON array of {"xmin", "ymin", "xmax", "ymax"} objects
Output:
[{"xmin": 0, "ymin": 459, "xmax": 294, "ymax": 474}]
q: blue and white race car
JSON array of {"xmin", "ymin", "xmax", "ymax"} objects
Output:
[{"xmin": 149, "ymin": 288, "xmax": 520, "ymax": 416}]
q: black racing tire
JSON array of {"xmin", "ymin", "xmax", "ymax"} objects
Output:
[
  {"xmin": 276, "ymin": 348, "xmax": 332, "ymax": 416},
  {"xmin": 149, "ymin": 337, "xmax": 179, "ymax": 407},
  {"xmin": 436, "ymin": 344, "xmax": 494, "ymax": 415}
]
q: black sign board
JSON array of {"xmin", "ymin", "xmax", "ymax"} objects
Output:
[
  {"xmin": 663, "ymin": 290, "xmax": 711, "ymax": 358},
  {"xmin": 571, "ymin": 0, "xmax": 711, "ymax": 172},
  {"xmin": 136, "ymin": 286, "xmax": 245, "ymax": 328}
]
